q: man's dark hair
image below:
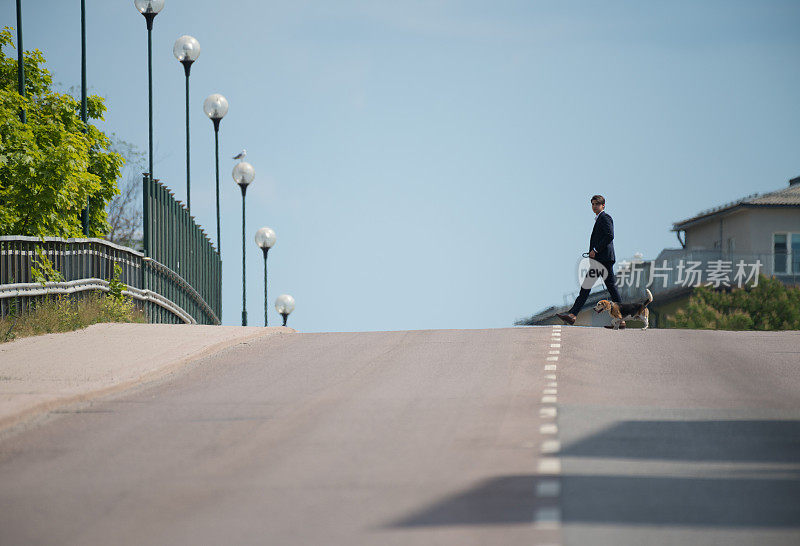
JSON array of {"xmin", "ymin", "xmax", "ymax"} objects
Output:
[{"xmin": 591, "ymin": 195, "xmax": 605, "ymax": 205}]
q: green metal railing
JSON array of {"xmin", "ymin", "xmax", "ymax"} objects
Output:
[
  {"xmin": 0, "ymin": 236, "xmax": 220, "ymax": 325},
  {"xmin": 142, "ymin": 175, "xmax": 221, "ymax": 322},
  {"xmin": 0, "ymin": 177, "xmax": 221, "ymax": 325}
]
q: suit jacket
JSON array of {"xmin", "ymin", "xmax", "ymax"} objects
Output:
[{"xmin": 590, "ymin": 211, "xmax": 616, "ymax": 264}]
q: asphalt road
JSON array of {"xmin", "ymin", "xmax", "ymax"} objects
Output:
[
  {"xmin": 558, "ymin": 327, "xmax": 800, "ymax": 546},
  {"xmin": 1, "ymin": 326, "xmax": 799, "ymax": 545}
]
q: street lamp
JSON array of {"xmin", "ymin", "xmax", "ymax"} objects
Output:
[
  {"xmin": 15, "ymin": 0, "xmax": 25, "ymax": 123},
  {"xmin": 203, "ymin": 93, "xmax": 228, "ymax": 252},
  {"xmin": 255, "ymin": 227, "xmax": 277, "ymax": 326},
  {"xmin": 275, "ymin": 295, "xmax": 295, "ymax": 327},
  {"xmin": 173, "ymin": 35, "xmax": 200, "ymax": 213},
  {"xmin": 80, "ymin": 0, "xmax": 90, "ymax": 235},
  {"xmin": 233, "ymin": 161, "xmax": 255, "ymax": 326},
  {"xmin": 133, "ymin": 0, "xmax": 165, "ymax": 182}
]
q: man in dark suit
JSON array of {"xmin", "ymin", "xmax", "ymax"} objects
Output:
[{"xmin": 557, "ymin": 195, "xmax": 624, "ymax": 328}]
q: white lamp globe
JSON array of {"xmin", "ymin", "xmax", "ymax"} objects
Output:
[
  {"xmin": 134, "ymin": 0, "xmax": 165, "ymax": 14},
  {"xmin": 173, "ymin": 35, "xmax": 201, "ymax": 62},
  {"xmin": 255, "ymin": 227, "xmax": 277, "ymax": 249},
  {"xmin": 203, "ymin": 94, "xmax": 229, "ymax": 120},
  {"xmin": 232, "ymin": 161, "xmax": 255, "ymax": 187},
  {"xmin": 275, "ymin": 295, "xmax": 295, "ymax": 315}
]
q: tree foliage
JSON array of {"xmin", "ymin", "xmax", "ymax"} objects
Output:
[
  {"xmin": 668, "ymin": 276, "xmax": 800, "ymax": 330},
  {"xmin": 0, "ymin": 27, "xmax": 123, "ymax": 237}
]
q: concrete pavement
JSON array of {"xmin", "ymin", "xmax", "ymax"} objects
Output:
[{"xmin": 0, "ymin": 323, "xmax": 294, "ymax": 433}]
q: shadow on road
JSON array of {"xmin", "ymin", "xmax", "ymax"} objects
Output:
[
  {"xmin": 557, "ymin": 419, "xmax": 800, "ymax": 528},
  {"xmin": 385, "ymin": 475, "xmax": 542, "ymax": 527},
  {"xmin": 560, "ymin": 474, "xmax": 800, "ymax": 527},
  {"xmin": 383, "ymin": 472, "xmax": 800, "ymax": 529},
  {"xmin": 560, "ymin": 420, "xmax": 800, "ymax": 462},
  {"xmin": 387, "ymin": 420, "xmax": 800, "ymax": 529}
]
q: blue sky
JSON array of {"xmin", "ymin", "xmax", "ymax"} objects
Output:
[{"xmin": 4, "ymin": 1, "xmax": 800, "ymax": 332}]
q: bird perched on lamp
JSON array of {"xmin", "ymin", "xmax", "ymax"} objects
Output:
[{"xmin": 233, "ymin": 149, "xmax": 247, "ymax": 161}]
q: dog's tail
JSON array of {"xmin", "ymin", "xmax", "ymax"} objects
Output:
[{"xmin": 643, "ymin": 288, "xmax": 653, "ymax": 307}]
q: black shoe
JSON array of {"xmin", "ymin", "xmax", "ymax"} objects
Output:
[{"xmin": 556, "ymin": 313, "xmax": 576, "ymax": 325}]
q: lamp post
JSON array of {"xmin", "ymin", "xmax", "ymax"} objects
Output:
[
  {"xmin": 133, "ymin": 0, "xmax": 165, "ymax": 183},
  {"xmin": 275, "ymin": 294, "xmax": 295, "ymax": 327},
  {"xmin": 203, "ymin": 93, "xmax": 228, "ymax": 252},
  {"xmin": 15, "ymin": 0, "xmax": 25, "ymax": 123},
  {"xmin": 80, "ymin": 0, "xmax": 89, "ymax": 235},
  {"xmin": 255, "ymin": 227, "xmax": 276, "ymax": 326},
  {"xmin": 233, "ymin": 161, "xmax": 255, "ymax": 326},
  {"xmin": 173, "ymin": 35, "xmax": 200, "ymax": 213},
  {"xmin": 80, "ymin": 0, "xmax": 87, "ymax": 129}
]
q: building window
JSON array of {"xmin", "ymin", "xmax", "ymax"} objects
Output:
[
  {"xmin": 773, "ymin": 233, "xmax": 800, "ymax": 274},
  {"xmin": 774, "ymin": 234, "xmax": 787, "ymax": 273},
  {"xmin": 793, "ymin": 234, "xmax": 800, "ymax": 274}
]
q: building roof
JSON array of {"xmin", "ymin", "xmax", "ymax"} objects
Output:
[{"xmin": 672, "ymin": 178, "xmax": 800, "ymax": 231}]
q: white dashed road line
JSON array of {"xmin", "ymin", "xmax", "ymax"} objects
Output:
[
  {"xmin": 536, "ymin": 479, "xmax": 561, "ymax": 497},
  {"xmin": 541, "ymin": 439, "xmax": 561, "ymax": 454},
  {"xmin": 534, "ymin": 507, "xmax": 562, "ymax": 529},
  {"xmin": 537, "ymin": 457, "xmax": 562, "ymax": 474},
  {"xmin": 540, "ymin": 406, "xmax": 557, "ymax": 418},
  {"xmin": 532, "ymin": 325, "xmax": 563, "ymax": 543},
  {"xmin": 540, "ymin": 423, "xmax": 558, "ymax": 435}
]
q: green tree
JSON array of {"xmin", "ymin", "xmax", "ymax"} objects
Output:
[
  {"xmin": 668, "ymin": 275, "xmax": 800, "ymax": 330},
  {"xmin": 0, "ymin": 27, "xmax": 123, "ymax": 237}
]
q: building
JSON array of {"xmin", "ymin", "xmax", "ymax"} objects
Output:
[
  {"xmin": 673, "ymin": 176, "xmax": 800, "ymax": 276},
  {"xmin": 518, "ymin": 177, "xmax": 800, "ymax": 327}
]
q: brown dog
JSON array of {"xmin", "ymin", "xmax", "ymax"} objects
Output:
[{"xmin": 594, "ymin": 289, "xmax": 653, "ymax": 330}]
